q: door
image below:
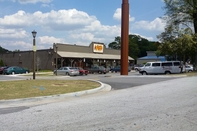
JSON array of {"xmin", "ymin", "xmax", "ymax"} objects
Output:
[{"xmin": 152, "ymin": 62, "xmax": 161, "ymax": 74}]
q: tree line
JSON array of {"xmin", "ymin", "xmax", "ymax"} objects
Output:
[{"xmin": 108, "ymin": 35, "xmax": 159, "ymax": 60}]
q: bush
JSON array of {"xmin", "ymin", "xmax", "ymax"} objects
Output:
[{"xmin": 0, "ymin": 59, "xmax": 4, "ymax": 66}]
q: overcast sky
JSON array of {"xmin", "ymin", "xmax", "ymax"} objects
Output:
[{"xmin": 0, "ymin": 0, "xmax": 166, "ymax": 51}]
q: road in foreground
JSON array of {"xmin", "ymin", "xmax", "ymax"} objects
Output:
[{"xmin": 0, "ymin": 76, "xmax": 196, "ymax": 131}]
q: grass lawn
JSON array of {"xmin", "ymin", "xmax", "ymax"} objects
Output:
[{"xmin": 0, "ymin": 80, "xmax": 100, "ymax": 100}]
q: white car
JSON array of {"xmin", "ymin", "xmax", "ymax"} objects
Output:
[{"xmin": 185, "ymin": 65, "xmax": 193, "ymax": 72}]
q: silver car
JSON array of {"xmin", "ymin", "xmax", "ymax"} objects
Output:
[
  {"xmin": 185, "ymin": 65, "xmax": 193, "ymax": 72},
  {"xmin": 54, "ymin": 67, "xmax": 79, "ymax": 76}
]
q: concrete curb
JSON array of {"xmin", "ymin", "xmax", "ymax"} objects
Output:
[{"xmin": 0, "ymin": 80, "xmax": 111, "ymax": 108}]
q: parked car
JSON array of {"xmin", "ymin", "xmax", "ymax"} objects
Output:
[
  {"xmin": 75, "ymin": 67, "xmax": 89, "ymax": 75},
  {"xmin": 88, "ymin": 66, "xmax": 108, "ymax": 74},
  {"xmin": 185, "ymin": 65, "xmax": 193, "ymax": 72},
  {"xmin": 110, "ymin": 66, "xmax": 131, "ymax": 73},
  {"xmin": 134, "ymin": 64, "xmax": 144, "ymax": 72},
  {"xmin": 3, "ymin": 66, "xmax": 29, "ymax": 75},
  {"xmin": 0, "ymin": 66, "xmax": 8, "ymax": 74},
  {"xmin": 54, "ymin": 67, "xmax": 79, "ymax": 76}
]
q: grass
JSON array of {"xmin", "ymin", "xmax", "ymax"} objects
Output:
[
  {"xmin": 184, "ymin": 71, "xmax": 197, "ymax": 76},
  {"xmin": 0, "ymin": 80, "xmax": 100, "ymax": 100}
]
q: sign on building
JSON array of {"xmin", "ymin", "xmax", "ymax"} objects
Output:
[{"xmin": 93, "ymin": 44, "xmax": 103, "ymax": 53}]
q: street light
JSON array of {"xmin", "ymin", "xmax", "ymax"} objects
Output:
[
  {"xmin": 55, "ymin": 44, "xmax": 58, "ymax": 76},
  {"xmin": 32, "ymin": 30, "xmax": 37, "ymax": 79}
]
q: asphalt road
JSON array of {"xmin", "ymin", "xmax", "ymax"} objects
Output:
[
  {"xmin": 0, "ymin": 72, "xmax": 179, "ymax": 90},
  {"xmin": 0, "ymin": 76, "xmax": 196, "ymax": 131}
]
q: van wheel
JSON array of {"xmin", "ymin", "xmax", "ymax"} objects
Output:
[
  {"xmin": 165, "ymin": 71, "xmax": 171, "ymax": 75},
  {"xmin": 142, "ymin": 72, "xmax": 147, "ymax": 75}
]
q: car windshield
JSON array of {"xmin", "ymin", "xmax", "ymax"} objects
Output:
[{"xmin": 145, "ymin": 63, "xmax": 151, "ymax": 67}]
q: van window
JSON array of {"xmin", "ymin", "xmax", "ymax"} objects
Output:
[
  {"xmin": 173, "ymin": 62, "xmax": 180, "ymax": 66},
  {"xmin": 152, "ymin": 63, "xmax": 161, "ymax": 67},
  {"xmin": 162, "ymin": 62, "xmax": 172, "ymax": 66},
  {"xmin": 145, "ymin": 63, "xmax": 151, "ymax": 67}
]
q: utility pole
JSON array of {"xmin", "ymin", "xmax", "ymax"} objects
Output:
[{"xmin": 121, "ymin": 0, "xmax": 129, "ymax": 75}]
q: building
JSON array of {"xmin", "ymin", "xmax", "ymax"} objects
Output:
[
  {"xmin": 137, "ymin": 51, "xmax": 166, "ymax": 64},
  {"xmin": 0, "ymin": 42, "xmax": 134, "ymax": 71}
]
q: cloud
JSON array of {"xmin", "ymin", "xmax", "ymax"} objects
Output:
[
  {"xmin": 39, "ymin": 36, "xmax": 65, "ymax": 45},
  {"xmin": 0, "ymin": 9, "xmax": 121, "ymax": 50},
  {"xmin": 0, "ymin": 28, "xmax": 28, "ymax": 39},
  {"xmin": 132, "ymin": 17, "xmax": 166, "ymax": 31},
  {"xmin": 113, "ymin": 8, "xmax": 135, "ymax": 22},
  {"xmin": 0, "ymin": 9, "xmax": 97, "ymax": 31}
]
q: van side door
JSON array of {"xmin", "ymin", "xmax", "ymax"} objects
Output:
[
  {"xmin": 173, "ymin": 62, "xmax": 181, "ymax": 73},
  {"xmin": 162, "ymin": 62, "xmax": 173, "ymax": 73},
  {"xmin": 152, "ymin": 62, "xmax": 161, "ymax": 74}
]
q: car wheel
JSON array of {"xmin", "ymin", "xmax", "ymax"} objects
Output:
[
  {"xmin": 135, "ymin": 69, "xmax": 138, "ymax": 72},
  {"xmin": 142, "ymin": 72, "xmax": 147, "ymax": 75},
  {"xmin": 25, "ymin": 71, "xmax": 28, "ymax": 74},
  {"xmin": 165, "ymin": 71, "xmax": 171, "ymax": 75},
  {"xmin": 98, "ymin": 71, "xmax": 101, "ymax": 74},
  {"xmin": 12, "ymin": 72, "xmax": 15, "ymax": 75},
  {"xmin": 65, "ymin": 72, "xmax": 69, "ymax": 75},
  {"xmin": 188, "ymin": 70, "xmax": 192, "ymax": 72}
]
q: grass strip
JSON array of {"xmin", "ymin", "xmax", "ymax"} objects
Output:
[{"xmin": 0, "ymin": 80, "xmax": 100, "ymax": 100}]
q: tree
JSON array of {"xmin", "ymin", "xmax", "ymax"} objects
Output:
[
  {"xmin": 0, "ymin": 46, "xmax": 10, "ymax": 53},
  {"xmin": 108, "ymin": 36, "xmax": 121, "ymax": 49},
  {"xmin": 158, "ymin": 28, "xmax": 197, "ymax": 63},
  {"xmin": 108, "ymin": 34, "xmax": 159, "ymax": 60},
  {"xmin": 158, "ymin": 0, "xmax": 197, "ymax": 64},
  {"xmin": 163, "ymin": 0, "xmax": 197, "ymax": 33},
  {"xmin": 0, "ymin": 59, "xmax": 4, "ymax": 66}
]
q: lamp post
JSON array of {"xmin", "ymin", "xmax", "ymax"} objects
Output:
[
  {"xmin": 32, "ymin": 30, "xmax": 37, "ymax": 79},
  {"xmin": 55, "ymin": 44, "xmax": 58, "ymax": 76}
]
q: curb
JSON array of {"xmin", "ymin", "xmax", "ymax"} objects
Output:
[{"xmin": 0, "ymin": 80, "xmax": 111, "ymax": 108}]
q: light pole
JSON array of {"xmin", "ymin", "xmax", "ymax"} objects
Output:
[
  {"xmin": 55, "ymin": 44, "xmax": 58, "ymax": 76},
  {"xmin": 32, "ymin": 30, "xmax": 37, "ymax": 79}
]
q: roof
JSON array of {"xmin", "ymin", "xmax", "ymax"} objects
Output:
[
  {"xmin": 137, "ymin": 56, "xmax": 166, "ymax": 61},
  {"xmin": 57, "ymin": 51, "xmax": 134, "ymax": 60}
]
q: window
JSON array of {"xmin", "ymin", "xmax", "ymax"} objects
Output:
[
  {"xmin": 173, "ymin": 62, "xmax": 180, "ymax": 66},
  {"xmin": 162, "ymin": 62, "xmax": 172, "ymax": 66},
  {"xmin": 145, "ymin": 63, "xmax": 151, "ymax": 67},
  {"xmin": 152, "ymin": 63, "xmax": 161, "ymax": 67}
]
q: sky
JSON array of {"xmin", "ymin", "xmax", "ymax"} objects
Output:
[{"xmin": 0, "ymin": 0, "xmax": 166, "ymax": 51}]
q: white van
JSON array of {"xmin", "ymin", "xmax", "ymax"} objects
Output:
[{"xmin": 139, "ymin": 61, "xmax": 182, "ymax": 75}]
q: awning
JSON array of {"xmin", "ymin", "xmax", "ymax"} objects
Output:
[{"xmin": 57, "ymin": 51, "xmax": 134, "ymax": 60}]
